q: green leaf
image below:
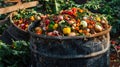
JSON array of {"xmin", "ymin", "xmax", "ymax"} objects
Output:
[{"xmin": 0, "ymin": 63, "xmax": 4, "ymax": 67}]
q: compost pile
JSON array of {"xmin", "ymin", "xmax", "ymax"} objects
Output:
[
  {"xmin": 29, "ymin": 7, "xmax": 111, "ymax": 57},
  {"xmin": 33, "ymin": 7, "xmax": 110, "ymax": 36},
  {"xmin": 11, "ymin": 9, "xmax": 41, "ymax": 31}
]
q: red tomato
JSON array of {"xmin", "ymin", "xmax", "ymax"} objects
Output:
[{"xmin": 72, "ymin": 7, "xmax": 77, "ymax": 13}]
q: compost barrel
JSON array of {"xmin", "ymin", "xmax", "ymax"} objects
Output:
[
  {"xmin": 1, "ymin": 24, "xmax": 30, "ymax": 44},
  {"xmin": 1, "ymin": 13, "xmax": 30, "ymax": 44},
  {"xmin": 6, "ymin": 24, "xmax": 30, "ymax": 41},
  {"xmin": 28, "ymin": 21, "xmax": 111, "ymax": 67},
  {"xmin": 0, "ymin": 14, "xmax": 17, "ymax": 44}
]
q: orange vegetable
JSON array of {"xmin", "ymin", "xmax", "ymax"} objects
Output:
[
  {"xmin": 19, "ymin": 20, "xmax": 23, "ymax": 24},
  {"xmin": 90, "ymin": 21, "xmax": 95, "ymax": 24},
  {"xmin": 30, "ymin": 16, "xmax": 35, "ymax": 21},
  {"xmin": 77, "ymin": 19, "xmax": 81, "ymax": 22},
  {"xmin": 78, "ymin": 9, "xmax": 84, "ymax": 13},
  {"xmin": 75, "ymin": 26, "xmax": 79, "ymax": 30},
  {"xmin": 79, "ymin": 30, "xmax": 83, "ymax": 33},
  {"xmin": 35, "ymin": 27, "xmax": 42, "ymax": 35},
  {"xmin": 25, "ymin": 24, "xmax": 29, "ymax": 27},
  {"xmin": 83, "ymin": 30, "xmax": 87, "ymax": 34},
  {"xmin": 73, "ymin": 13, "xmax": 77, "ymax": 17},
  {"xmin": 36, "ymin": 31, "xmax": 42, "ymax": 35},
  {"xmin": 88, "ymin": 25, "xmax": 93, "ymax": 29},
  {"xmin": 85, "ymin": 19, "xmax": 91, "ymax": 24}
]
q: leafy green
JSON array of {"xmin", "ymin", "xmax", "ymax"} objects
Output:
[
  {"xmin": 0, "ymin": 41, "xmax": 30, "ymax": 67},
  {"xmin": 83, "ymin": 0, "xmax": 104, "ymax": 10},
  {"xmin": 38, "ymin": 0, "xmax": 75, "ymax": 14}
]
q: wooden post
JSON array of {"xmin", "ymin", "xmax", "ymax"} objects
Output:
[
  {"xmin": 0, "ymin": 1, "xmax": 39, "ymax": 25},
  {"xmin": 0, "ymin": 1, "xmax": 39, "ymax": 14},
  {"xmin": 4, "ymin": 0, "xmax": 20, "ymax": 3}
]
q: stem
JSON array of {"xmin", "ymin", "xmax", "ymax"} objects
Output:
[{"xmin": 54, "ymin": 0, "xmax": 59, "ymax": 14}]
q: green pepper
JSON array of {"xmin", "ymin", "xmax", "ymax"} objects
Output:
[{"xmin": 49, "ymin": 24, "xmax": 54, "ymax": 30}]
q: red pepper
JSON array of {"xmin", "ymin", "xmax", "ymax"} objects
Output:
[
  {"xmin": 72, "ymin": 7, "xmax": 77, "ymax": 14},
  {"xmin": 61, "ymin": 10, "xmax": 73, "ymax": 16},
  {"xmin": 45, "ymin": 19, "xmax": 50, "ymax": 25}
]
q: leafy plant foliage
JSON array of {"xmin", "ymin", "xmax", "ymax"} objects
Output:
[
  {"xmin": 0, "ymin": 41, "xmax": 30, "ymax": 67},
  {"xmin": 82, "ymin": 0, "xmax": 120, "ymax": 35}
]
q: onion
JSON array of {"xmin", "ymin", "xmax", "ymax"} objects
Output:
[
  {"xmin": 101, "ymin": 20, "xmax": 106, "ymax": 24},
  {"xmin": 35, "ymin": 15, "xmax": 41, "ymax": 20},
  {"xmin": 95, "ymin": 25, "xmax": 103, "ymax": 32},
  {"xmin": 68, "ymin": 32, "xmax": 76, "ymax": 36},
  {"xmin": 81, "ymin": 21, "xmax": 87, "ymax": 28},
  {"xmin": 87, "ymin": 28, "xmax": 90, "ymax": 32},
  {"xmin": 83, "ymin": 16, "xmax": 88, "ymax": 20}
]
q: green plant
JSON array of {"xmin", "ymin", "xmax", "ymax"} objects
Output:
[
  {"xmin": 0, "ymin": 41, "xmax": 30, "ymax": 67},
  {"xmin": 100, "ymin": 0, "xmax": 120, "ymax": 34},
  {"xmin": 0, "ymin": 24, "xmax": 8, "ymax": 34},
  {"xmin": 110, "ymin": 19, "xmax": 120, "ymax": 34},
  {"xmin": 38, "ymin": 0, "xmax": 75, "ymax": 14},
  {"xmin": 0, "ymin": 16, "xmax": 10, "ymax": 35},
  {"xmin": 83, "ymin": 0, "xmax": 105, "ymax": 10},
  {"xmin": 0, "ymin": 14, "xmax": 8, "ymax": 20}
]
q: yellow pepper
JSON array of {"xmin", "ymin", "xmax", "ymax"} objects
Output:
[
  {"xmin": 96, "ymin": 17, "xmax": 101, "ymax": 22},
  {"xmin": 53, "ymin": 23, "xmax": 58, "ymax": 29},
  {"xmin": 19, "ymin": 20, "xmax": 23, "ymax": 24},
  {"xmin": 63, "ymin": 27, "xmax": 71, "ymax": 34},
  {"xmin": 30, "ymin": 16, "xmax": 35, "ymax": 21}
]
